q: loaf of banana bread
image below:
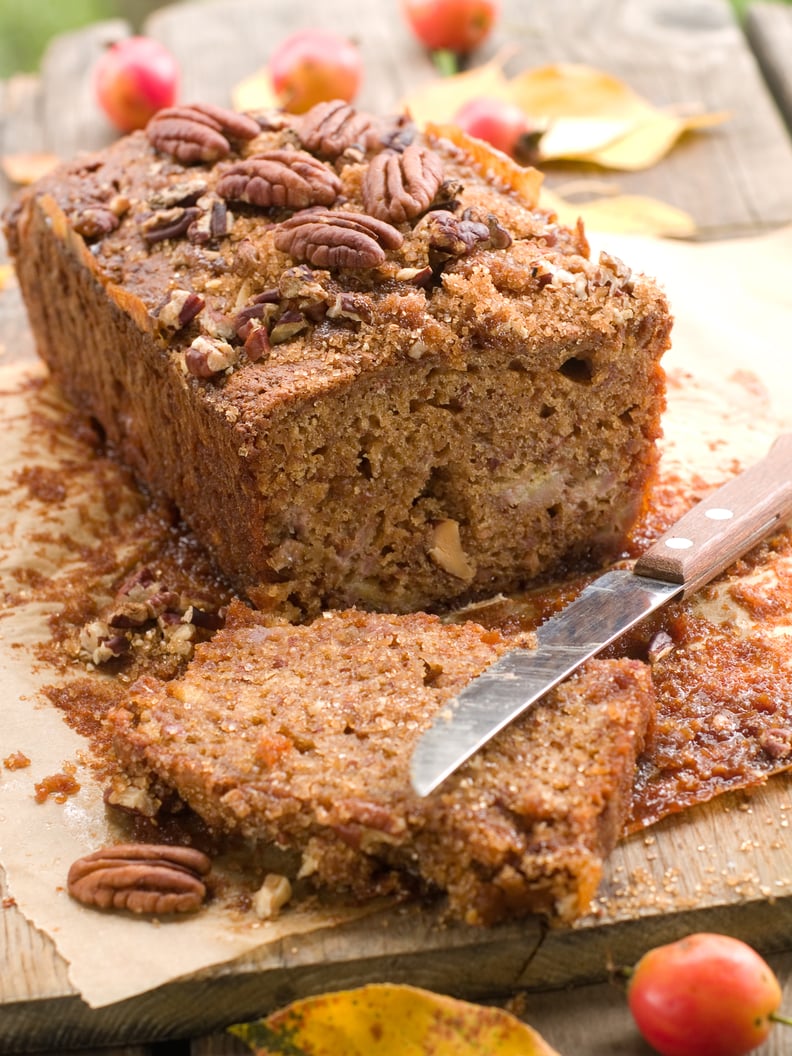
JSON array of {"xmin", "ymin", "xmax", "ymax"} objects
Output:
[
  {"xmin": 4, "ymin": 100, "xmax": 671, "ymax": 615},
  {"xmin": 110, "ymin": 603, "xmax": 654, "ymax": 924}
]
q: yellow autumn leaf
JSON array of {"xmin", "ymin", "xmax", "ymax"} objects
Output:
[
  {"xmin": 584, "ymin": 109, "xmax": 728, "ymax": 170},
  {"xmin": 400, "ymin": 55, "xmax": 513, "ymax": 127},
  {"xmin": 229, "ymin": 983, "xmax": 562, "ymax": 1056},
  {"xmin": 510, "ymin": 63, "xmax": 651, "ymax": 120},
  {"xmin": 233, "ymin": 69, "xmax": 280, "ymax": 113},
  {"xmin": 542, "ymin": 186, "xmax": 697, "ymax": 238},
  {"xmin": 538, "ymin": 117, "xmax": 637, "ymax": 160},
  {"xmin": 509, "ymin": 63, "xmax": 728, "ymax": 169},
  {"xmin": 0, "ymin": 263, "xmax": 16, "ymax": 291},
  {"xmin": 1, "ymin": 151, "xmax": 60, "ymax": 185}
]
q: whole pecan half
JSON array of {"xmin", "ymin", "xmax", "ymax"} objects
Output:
[
  {"xmin": 297, "ymin": 100, "xmax": 379, "ymax": 160},
  {"xmin": 216, "ymin": 149, "xmax": 341, "ymax": 209},
  {"xmin": 274, "ymin": 209, "xmax": 403, "ymax": 269},
  {"xmin": 67, "ymin": 843, "xmax": 211, "ymax": 914},
  {"xmin": 362, "ymin": 143, "xmax": 445, "ymax": 224},
  {"xmin": 146, "ymin": 102, "xmax": 260, "ymax": 164}
]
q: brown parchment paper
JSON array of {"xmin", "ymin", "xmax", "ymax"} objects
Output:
[
  {"xmin": 0, "ymin": 365, "xmax": 378, "ymax": 1009},
  {"xmin": 1, "ymin": 224, "xmax": 791, "ymax": 1010}
]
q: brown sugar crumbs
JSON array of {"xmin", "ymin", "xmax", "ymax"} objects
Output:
[
  {"xmin": 3, "ymin": 751, "xmax": 31, "ymax": 770},
  {"xmin": 34, "ymin": 768, "xmax": 81, "ymax": 804}
]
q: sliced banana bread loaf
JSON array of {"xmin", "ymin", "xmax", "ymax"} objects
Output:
[
  {"xmin": 110, "ymin": 602, "xmax": 654, "ymax": 924},
  {"xmin": 5, "ymin": 101, "xmax": 671, "ymax": 615}
]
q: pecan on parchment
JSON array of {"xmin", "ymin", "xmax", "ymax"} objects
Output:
[
  {"xmin": 216, "ymin": 149, "xmax": 342, "ymax": 209},
  {"xmin": 362, "ymin": 143, "xmax": 444, "ymax": 224},
  {"xmin": 274, "ymin": 209, "xmax": 403, "ymax": 268},
  {"xmin": 67, "ymin": 843, "xmax": 211, "ymax": 915},
  {"xmin": 146, "ymin": 102, "xmax": 260, "ymax": 164},
  {"xmin": 297, "ymin": 100, "xmax": 379, "ymax": 160}
]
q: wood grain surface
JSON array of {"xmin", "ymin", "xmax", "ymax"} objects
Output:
[{"xmin": 2, "ymin": 0, "xmax": 792, "ymax": 1052}]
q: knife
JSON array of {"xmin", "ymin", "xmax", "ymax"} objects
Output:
[{"xmin": 410, "ymin": 433, "xmax": 792, "ymax": 796}]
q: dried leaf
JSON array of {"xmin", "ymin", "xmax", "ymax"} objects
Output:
[
  {"xmin": 232, "ymin": 70, "xmax": 280, "ymax": 113},
  {"xmin": 509, "ymin": 63, "xmax": 651, "ymax": 120},
  {"xmin": 583, "ymin": 109, "xmax": 729, "ymax": 171},
  {"xmin": 401, "ymin": 56, "xmax": 513, "ymax": 127},
  {"xmin": 401, "ymin": 59, "xmax": 728, "ymax": 171},
  {"xmin": 0, "ymin": 264, "xmax": 16, "ymax": 291},
  {"xmin": 509, "ymin": 64, "xmax": 728, "ymax": 169},
  {"xmin": 425, "ymin": 121, "xmax": 543, "ymax": 207},
  {"xmin": 229, "ymin": 983, "xmax": 562, "ymax": 1055},
  {"xmin": 538, "ymin": 117, "xmax": 636, "ymax": 161},
  {"xmin": 1, "ymin": 152, "xmax": 60, "ymax": 185},
  {"xmin": 542, "ymin": 186, "xmax": 697, "ymax": 238}
]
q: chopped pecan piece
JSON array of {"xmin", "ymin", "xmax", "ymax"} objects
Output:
[
  {"xmin": 148, "ymin": 178, "xmax": 208, "ymax": 208},
  {"xmin": 67, "ymin": 843, "xmax": 211, "ymax": 915},
  {"xmin": 396, "ymin": 265, "xmax": 433, "ymax": 288},
  {"xmin": 379, "ymin": 113, "xmax": 418, "ymax": 153},
  {"xmin": 277, "ymin": 265, "xmax": 329, "ymax": 302},
  {"xmin": 327, "ymin": 291, "xmax": 373, "ymax": 324},
  {"xmin": 157, "ymin": 289, "xmax": 206, "ymax": 331},
  {"xmin": 73, "ymin": 205, "xmax": 120, "ymax": 239},
  {"xmin": 297, "ymin": 99, "xmax": 379, "ymax": 160},
  {"xmin": 269, "ymin": 310, "xmax": 309, "ymax": 344},
  {"xmin": 187, "ymin": 197, "xmax": 233, "ymax": 243},
  {"xmin": 252, "ymin": 873, "xmax": 292, "ymax": 920},
  {"xmin": 141, "ymin": 206, "xmax": 201, "ymax": 245},
  {"xmin": 146, "ymin": 102, "xmax": 260, "ymax": 164},
  {"xmin": 234, "ymin": 288, "xmax": 280, "ymax": 335},
  {"xmin": 421, "ymin": 207, "xmax": 511, "ymax": 268},
  {"xmin": 274, "ymin": 209, "xmax": 403, "ymax": 269},
  {"xmin": 217, "ymin": 149, "xmax": 342, "ymax": 209},
  {"xmin": 185, "ymin": 335, "xmax": 239, "ymax": 377},
  {"xmin": 79, "ymin": 619, "xmax": 130, "ymax": 665},
  {"xmin": 243, "ymin": 321, "xmax": 271, "ymax": 362},
  {"xmin": 362, "ymin": 143, "xmax": 444, "ymax": 224}
]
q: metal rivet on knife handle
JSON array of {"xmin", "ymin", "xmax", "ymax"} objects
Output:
[{"xmin": 634, "ymin": 432, "xmax": 792, "ymax": 597}]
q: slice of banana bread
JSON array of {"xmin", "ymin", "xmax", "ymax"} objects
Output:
[
  {"xmin": 110, "ymin": 602, "xmax": 654, "ymax": 924},
  {"xmin": 4, "ymin": 100, "xmax": 671, "ymax": 616}
]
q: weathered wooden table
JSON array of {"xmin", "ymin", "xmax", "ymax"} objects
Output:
[{"xmin": 2, "ymin": 0, "xmax": 792, "ymax": 1053}]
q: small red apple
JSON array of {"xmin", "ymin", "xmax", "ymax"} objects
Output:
[
  {"xmin": 453, "ymin": 97, "xmax": 542, "ymax": 165},
  {"xmin": 628, "ymin": 933, "xmax": 785, "ymax": 1056},
  {"xmin": 94, "ymin": 36, "xmax": 180, "ymax": 133},
  {"xmin": 402, "ymin": 0, "xmax": 499, "ymax": 55},
  {"xmin": 269, "ymin": 30, "xmax": 363, "ymax": 115}
]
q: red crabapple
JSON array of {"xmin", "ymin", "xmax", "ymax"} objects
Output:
[
  {"xmin": 269, "ymin": 29, "xmax": 363, "ymax": 114},
  {"xmin": 402, "ymin": 0, "xmax": 499, "ymax": 55},
  {"xmin": 628, "ymin": 932, "xmax": 786, "ymax": 1056},
  {"xmin": 94, "ymin": 36, "xmax": 179, "ymax": 132}
]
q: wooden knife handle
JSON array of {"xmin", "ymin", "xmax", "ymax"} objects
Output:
[{"xmin": 634, "ymin": 433, "xmax": 792, "ymax": 597}]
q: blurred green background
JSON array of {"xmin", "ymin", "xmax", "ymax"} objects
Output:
[
  {"xmin": 0, "ymin": 1, "xmax": 161, "ymax": 77},
  {"xmin": 0, "ymin": 0, "xmax": 790, "ymax": 78}
]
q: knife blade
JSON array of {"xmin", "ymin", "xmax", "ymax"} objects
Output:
[{"xmin": 410, "ymin": 433, "xmax": 792, "ymax": 797}]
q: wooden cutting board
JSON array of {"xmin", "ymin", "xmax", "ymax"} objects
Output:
[{"xmin": 4, "ymin": 769, "xmax": 792, "ymax": 1052}]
